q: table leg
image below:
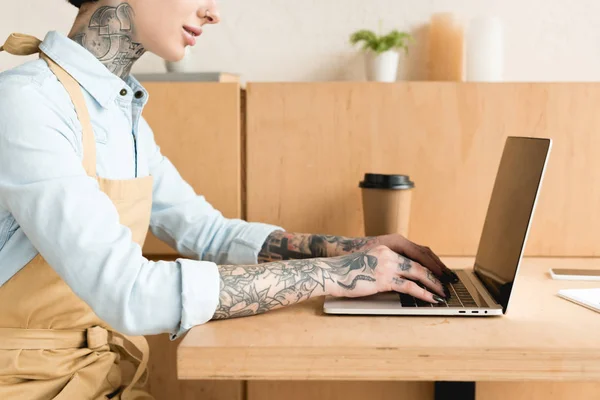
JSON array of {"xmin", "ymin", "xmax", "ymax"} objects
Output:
[{"xmin": 435, "ymin": 382, "xmax": 475, "ymax": 400}]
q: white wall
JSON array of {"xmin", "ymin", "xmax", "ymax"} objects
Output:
[{"xmin": 1, "ymin": 0, "xmax": 599, "ymax": 82}]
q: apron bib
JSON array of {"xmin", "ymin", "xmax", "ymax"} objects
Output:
[{"xmin": 0, "ymin": 33, "xmax": 155, "ymax": 400}]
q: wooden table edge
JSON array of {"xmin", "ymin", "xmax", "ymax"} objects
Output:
[{"xmin": 177, "ymin": 346, "xmax": 600, "ymax": 381}]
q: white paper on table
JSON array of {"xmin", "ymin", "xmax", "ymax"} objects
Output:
[{"xmin": 558, "ymin": 288, "xmax": 600, "ymax": 313}]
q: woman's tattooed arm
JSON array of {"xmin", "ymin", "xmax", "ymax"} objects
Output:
[
  {"xmin": 258, "ymin": 231, "xmax": 379, "ymax": 263},
  {"xmin": 214, "ymin": 252, "xmax": 379, "ymax": 320}
]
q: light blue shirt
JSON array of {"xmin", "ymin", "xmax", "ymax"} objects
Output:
[{"xmin": 0, "ymin": 31, "xmax": 281, "ymax": 338}]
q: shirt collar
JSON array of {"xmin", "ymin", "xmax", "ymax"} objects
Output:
[{"xmin": 39, "ymin": 30, "xmax": 142, "ymax": 109}]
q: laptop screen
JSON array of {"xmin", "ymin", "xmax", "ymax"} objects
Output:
[{"xmin": 473, "ymin": 137, "xmax": 551, "ymax": 313}]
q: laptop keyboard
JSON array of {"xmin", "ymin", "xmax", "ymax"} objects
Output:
[{"xmin": 398, "ymin": 279, "xmax": 479, "ymax": 308}]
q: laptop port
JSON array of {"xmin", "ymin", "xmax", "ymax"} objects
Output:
[
  {"xmin": 459, "ymin": 311, "xmax": 466, "ymax": 314},
  {"xmin": 472, "ymin": 311, "xmax": 479, "ymax": 314}
]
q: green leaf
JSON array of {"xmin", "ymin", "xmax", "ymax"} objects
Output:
[
  {"xmin": 350, "ymin": 29, "xmax": 378, "ymax": 46},
  {"xmin": 350, "ymin": 28, "xmax": 412, "ymax": 54}
]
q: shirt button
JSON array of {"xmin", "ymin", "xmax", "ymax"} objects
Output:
[
  {"xmin": 134, "ymin": 91, "xmax": 144, "ymax": 99},
  {"xmin": 119, "ymin": 89, "xmax": 128, "ymax": 96}
]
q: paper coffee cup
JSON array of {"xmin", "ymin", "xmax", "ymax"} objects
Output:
[{"xmin": 359, "ymin": 173, "xmax": 415, "ymax": 237}]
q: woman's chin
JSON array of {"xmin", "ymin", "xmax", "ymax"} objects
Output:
[{"xmin": 160, "ymin": 47, "xmax": 188, "ymax": 63}]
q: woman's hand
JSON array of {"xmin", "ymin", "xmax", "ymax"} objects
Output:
[
  {"xmin": 256, "ymin": 231, "xmax": 456, "ymax": 302},
  {"xmin": 375, "ymin": 234, "xmax": 459, "ymax": 284},
  {"xmin": 326, "ymin": 245, "xmax": 448, "ymax": 304},
  {"xmin": 215, "ymin": 242, "xmax": 450, "ymax": 321}
]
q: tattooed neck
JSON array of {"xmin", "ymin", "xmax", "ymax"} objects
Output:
[{"xmin": 68, "ymin": 2, "xmax": 146, "ymax": 80}]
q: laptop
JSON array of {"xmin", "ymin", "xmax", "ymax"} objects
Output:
[{"xmin": 324, "ymin": 136, "xmax": 552, "ymax": 317}]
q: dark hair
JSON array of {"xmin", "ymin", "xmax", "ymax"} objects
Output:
[{"xmin": 67, "ymin": 0, "xmax": 98, "ymax": 8}]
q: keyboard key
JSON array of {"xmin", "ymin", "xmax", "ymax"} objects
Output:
[
  {"xmin": 395, "ymin": 277, "xmax": 479, "ymax": 309},
  {"xmin": 415, "ymin": 298, "xmax": 432, "ymax": 307},
  {"xmin": 399, "ymin": 293, "xmax": 416, "ymax": 307}
]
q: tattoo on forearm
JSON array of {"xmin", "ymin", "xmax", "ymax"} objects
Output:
[
  {"xmin": 70, "ymin": 3, "xmax": 145, "ymax": 79},
  {"xmin": 214, "ymin": 252, "xmax": 379, "ymax": 320},
  {"xmin": 258, "ymin": 231, "xmax": 378, "ymax": 263}
]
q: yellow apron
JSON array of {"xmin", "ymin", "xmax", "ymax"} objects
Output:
[{"xmin": 0, "ymin": 33, "xmax": 155, "ymax": 400}]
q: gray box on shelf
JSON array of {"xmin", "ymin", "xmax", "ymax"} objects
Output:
[{"xmin": 135, "ymin": 72, "xmax": 240, "ymax": 83}]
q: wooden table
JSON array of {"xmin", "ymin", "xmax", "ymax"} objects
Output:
[{"xmin": 178, "ymin": 258, "xmax": 600, "ymax": 391}]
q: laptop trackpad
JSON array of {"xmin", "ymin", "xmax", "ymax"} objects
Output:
[{"xmin": 324, "ymin": 292, "xmax": 401, "ymax": 310}]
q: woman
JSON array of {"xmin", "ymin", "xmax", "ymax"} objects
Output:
[{"xmin": 0, "ymin": 0, "xmax": 456, "ymax": 398}]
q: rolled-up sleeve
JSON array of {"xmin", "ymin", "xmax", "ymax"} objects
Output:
[
  {"xmin": 0, "ymin": 85, "xmax": 218, "ymax": 338},
  {"xmin": 141, "ymin": 117, "xmax": 283, "ymax": 266}
]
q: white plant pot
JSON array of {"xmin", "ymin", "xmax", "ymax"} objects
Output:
[
  {"xmin": 165, "ymin": 47, "xmax": 191, "ymax": 73},
  {"xmin": 365, "ymin": 50, "xmax": 400, "ymax": 82}
]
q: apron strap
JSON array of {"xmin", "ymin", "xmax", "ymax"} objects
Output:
[
  {"xmin": 0, "ymin": 327, "xmax": 86, "ymax": 349},
  {"xmin": 0, "ymin": 33, "xmax": 42, "ymax": 55},
  {"xmin": 39, "ymin": 52, "xmax": 97, "ymax": 178},
  {"xmin": 1, "ymin": 32, "xmax": 97, "ymax": 178},
  {"xmin": 109, "ymin": 331, "xmax": 151, "ymax": 391}
]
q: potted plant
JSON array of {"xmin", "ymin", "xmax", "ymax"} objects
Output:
[{"xmin": 350, "ymin": 25, "xmax": 412, "ymax": 82}]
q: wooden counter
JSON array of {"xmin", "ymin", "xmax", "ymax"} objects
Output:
[{"xmin": 178, "ymin": 257, "xmax": 600, "ymax": 382}]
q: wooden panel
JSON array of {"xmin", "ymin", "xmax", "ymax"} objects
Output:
[
  {"xmin": 477, "ymin": 382, "xmax": 600, "ymax": 400},
  {"xmin": 178, "ymin": 258, "xmax": 600, "ymax": 381},
  {"xmin": 241, "ymin": 89, "xmax": 248, "ymax": 220},
  {"xmin": 248, "ymin": 380, "xmax": 600, "ymax": 400},
  {"xmin": 145, "ymin": 334, "xmax": 243, "ymax": 400},
  {"xmin": 139, "ymin": 83, "xmax": 243, "ymax": 399},
  {"xmin": 141, "ymin": 82, "xmax": 242, "ymax": 256},
  {"xmin": 248, "ymin": 382, "xmax": 433, "ymax": 400},
  {"xmin": 246, "ymin": 83, "xmax": 600, "ymax": 256}
]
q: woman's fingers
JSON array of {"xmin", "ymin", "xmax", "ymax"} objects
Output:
[
  {"xmin": 399, "ymin": 241, "xmax": 443, "ymax": 276},
  {"xmin": 401, "ymin": 241, "xmax": 458, "ymax": 283},
  {"xmin": 397, "ymin": 256, "xmax": 446, "ymax": 298},
  {"xmin": 423, "ymin": 245, "xmax": 459, "ymax": 283},
  {"xmin": 392, "ymin": 277, "xmax": 446, "ymax": 304}
]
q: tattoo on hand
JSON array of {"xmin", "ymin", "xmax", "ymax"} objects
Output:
[
  {"xmin": 258, "ymin": 231, "xmax": 377, "ymax": 263},
  {"xmin": 426, "ymin": 270, "xmax": 439, "ymax": 285},
  {"xmin": 393, "ymin": 277, "xmax": 406, "ymax": 286},
  {"xmin": 337, "ymin": 275, "xmax": 376, "ymax": 290},
  {"xmin": 399, "ymin": 258, "xmax": 412, "ymax": 272},
  {"xmin": 214, "ymin": 252, "xmax": 379, "ymax": 320}
]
